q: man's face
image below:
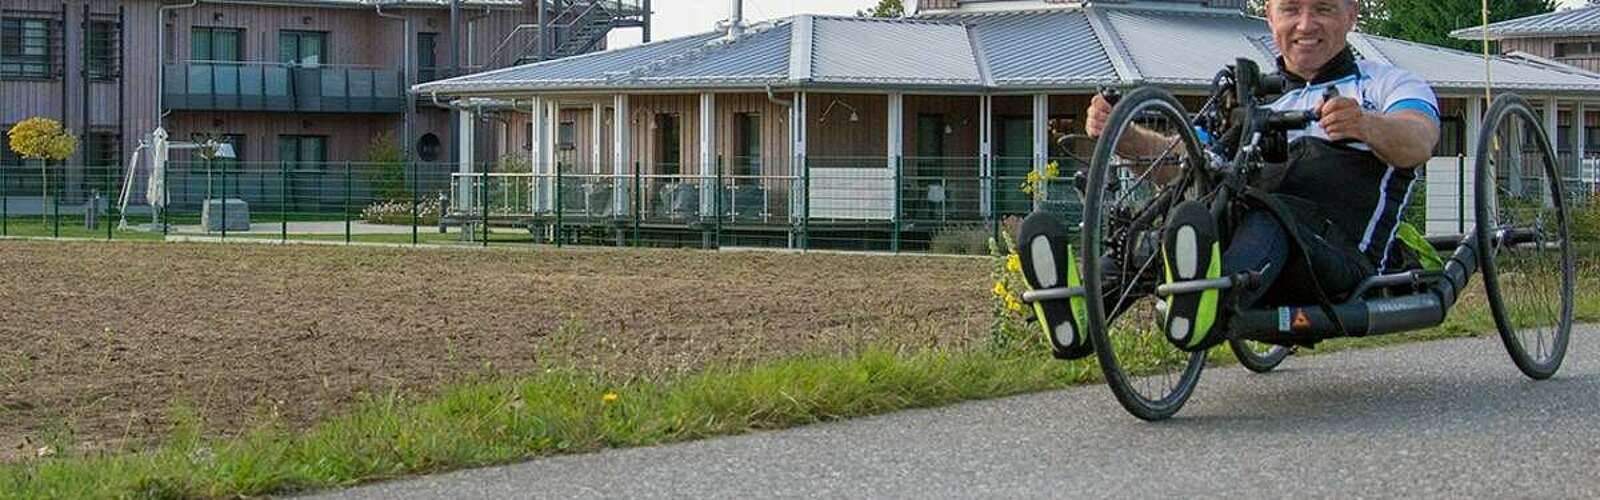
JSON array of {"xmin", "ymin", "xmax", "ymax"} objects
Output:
[{"xmin": 1268, "ymin": 0, "xmax": 1358, "ymax": 78}]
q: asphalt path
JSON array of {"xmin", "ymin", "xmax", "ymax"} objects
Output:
[{"xmin": 312, "ymin": 328, "xmax": 1600, "ymax": 499}]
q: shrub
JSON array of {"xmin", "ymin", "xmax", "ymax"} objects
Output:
[
  {"xmin": 928, "ymin": 224, "xmax": 991, "ymax": 255},
  {"xmin": 361, "ymin": 197, "xmax": 443, "ymax": 226},
  {"xmin": 363, "ymin": 131, "xmax": 409, "ymax": 202}
]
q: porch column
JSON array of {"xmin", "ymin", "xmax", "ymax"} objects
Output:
[
  {"xmin": 792, "ymin": 92, "xmax": 808, "ymax": 227},
  {"xmin": 458, "ymin": 106, "xmax": 476, "ymax": 210},
  {"xmin": 1549, "ymin": 97, "xmax": 1561, "ymax": 205},
  {"xmin": 528, "ymin": 96, "xmax": 548, "ymax": 212},
  {"xmin": 1465, "ymin": 97, "xmax": 1483, "ymax": 160},
  {"xmin": 545, "ymin": 99, "xmax": 560, "ymax": 211},
  {"xmin": 1032, "ymin": 93, "xmax": 1049, "ymax": 210},
  {"xmin": 699, "ymin": 92, "xmax": 717, "ymax": 217},
  {"xmin": 613, "ymin": 94, "xmax": 631, "ymax": 216},
  {"xmin": 888, "ymin": 92, "xmax": 904, "ymax": 223},
  {"xmin": 979, "ymin": 95, "xmax": 993, "ymax": 218},
  {"xmin": 1577, "ymin": 102, "xmax": 1589, "ymax": 184}
]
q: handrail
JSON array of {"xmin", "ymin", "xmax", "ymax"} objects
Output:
[{"xmin": 175, "ymin": 59, "xmax": 399, "ymax": 70}]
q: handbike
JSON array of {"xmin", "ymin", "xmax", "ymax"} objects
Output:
[{"xmin": 1015, "ymin": 58, "xmax": 1575, "ymax": 421}]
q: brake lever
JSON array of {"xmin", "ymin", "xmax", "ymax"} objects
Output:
[
  {"xmin": 1098, "ymin": 86, "xmax": 1123, "ymax": 107},
  {"xmin": 1319, "ymin": 86, "xmax": 1363, "ymax": 147}
]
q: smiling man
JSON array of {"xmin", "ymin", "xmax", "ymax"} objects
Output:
[{"xmin": 1075, "ymin": 0, "xmax": 1442, "ymax": 350}]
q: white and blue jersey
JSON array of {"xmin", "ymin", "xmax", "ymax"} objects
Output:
[{"xmin": 1265, "ymin": 47, "xmax": 1439, "ymax": 272}]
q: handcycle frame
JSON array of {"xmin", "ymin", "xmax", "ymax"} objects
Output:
[{"xmin": 1023, "ymin": 57, "xmax": 1520, "ymax": 346}]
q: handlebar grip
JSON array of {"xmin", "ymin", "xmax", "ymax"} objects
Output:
[
  {"xmin": 1267, "ymin": 110, "xmax": 1318, "ymax": 129},
  {"xmin": 1098, "ymin": 86, "xmax": 1122, "ymax": 107}
]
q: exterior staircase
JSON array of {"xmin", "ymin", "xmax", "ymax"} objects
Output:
[{"xmin": 517, "ymin": 0, "xmax": 648, "ymax": 65}]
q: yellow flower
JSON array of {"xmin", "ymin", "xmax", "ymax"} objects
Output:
[
  {"xmin": 992, "ymin": 281, "xmax": 1009, "ymax": 299},
  {"xmin": 1044, "ymin": 161, "xmax": 1061, "ymax": 179},
  {"xmin": 1005, "ymin": 295, "xmax": 1025, "ymax": 313},
  {"xmin": 602, "ymin": 392, "xmax": 619, "ymax": 404},
  {"xmin": 1005, "ymin": 254, "xmax": 1022, "ymax": 274}
]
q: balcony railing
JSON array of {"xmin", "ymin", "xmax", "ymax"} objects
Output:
[{"xmin": 162, "ymin": 61, "xmax": 405, "ymax": 113}]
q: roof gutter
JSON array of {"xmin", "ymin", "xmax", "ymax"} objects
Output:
[{"xmin": 155, "ymin": 0, "xmax": 201, "ymax": 127}]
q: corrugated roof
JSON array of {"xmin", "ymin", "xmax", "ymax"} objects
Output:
[
  {"xmin": 1451, "ymin": 6, "xmax": 1600, "ymax": 40},
  {"xmin": 204, "ymin": 0, "xmax": 525, "ymax": 8},
  {"xmin": 959, "ymin": 10, "xmax": 1118, "ymax": 86},
  {"xmin": 1358, "ymin": 34, "xmax": 1600, "ymax": 92},
  {"xmin": 1100, "ymin": 8, "xmax": 1275, "ymax": 86},
  {"xmin": 413, "ymin": 3, "xmax": 1600, "ymax": 96},
  {"xmin": 808, "ymin": 16, "xmax": 983, "ymax": 86}
]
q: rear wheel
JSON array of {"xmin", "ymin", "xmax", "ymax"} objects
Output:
[
  {"xmin": 1474, "ymin": 94, "xmax": 1575, "ymax": 380},
  {"xmin": 1082, "ymin": 86, "xmax": 1211, "ymax": 421},
  {"xmin": 1230, "ymin": 339, "xmax": 1289, "ymax": 373}
]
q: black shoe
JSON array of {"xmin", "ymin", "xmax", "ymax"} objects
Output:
[
  {"xmin": 1017, "ymin": 211, "xmax": 1094, "ymax": 360},
  {"xmin": 1161, "ymin": 200, "xmax": 1226, "ymax": 352}
]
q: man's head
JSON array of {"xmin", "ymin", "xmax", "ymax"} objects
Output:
[{"xmin": 1267, "ymin": 0, "xmax": 1359, "ymax": 80}]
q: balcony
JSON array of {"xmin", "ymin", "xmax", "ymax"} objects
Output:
[{"xmin": 162, "ymin": 61, "xmax": 405, "ymax": 114}]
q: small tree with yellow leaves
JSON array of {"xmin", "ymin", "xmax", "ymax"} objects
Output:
[{"xmin": 6, "ymin": 117, "xmax": 79, "ymax": 204}]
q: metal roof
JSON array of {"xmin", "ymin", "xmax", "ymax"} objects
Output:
[
  {"xmin": 202, "ymin": 0, "xmax": 525, "ymax": 8},
  {"xmin": 413, "ymin": 4, "xmax": 1600, "ymax": 96},
  {"xmin": 1452, "ymin": 6, "xmax": 1600, "ymax": 40},
  {"xmin": 957, "ymin": 10, "xmax": 1118, "ymax": 86},
  {"xmin": 809, "ymin": 17, "xmax": 984, "ymax": 87}
]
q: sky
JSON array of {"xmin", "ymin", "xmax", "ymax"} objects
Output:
[{"xmin": 610, "ymin": 0, "xmax": 1594, "ymax": 49}]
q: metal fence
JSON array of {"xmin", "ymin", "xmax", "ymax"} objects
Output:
[{"xmin": 1, "ymin": 155, "xmax": 1593, "ymax": 254}]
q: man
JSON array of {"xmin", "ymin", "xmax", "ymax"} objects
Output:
[{"xmin": 1053, "ymin": 0, "xmax": 1441, "ymax": 353}]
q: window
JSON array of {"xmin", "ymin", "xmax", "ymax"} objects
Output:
[
  {"xmin": 1554, "ymin": 42, "xmax": 1598, "ymax": 58},
  {"xmin": 278, "ymin": 31, "xmax": 326, "ymax": 66},
  {"xmin": 417, "ymin": 32, "xmax": 439, "ymax": 82},
  {"xmin": 734, "ymin": 113, "xmax": 761, "ymax": 176},
  {"xmin": 278, "ymin": 135, "xmax": 327, "ymax": 165},
  {"xmin": 86, "ymin": 19, "xmax": 120, "ymax": 80},
  {"xmin": 655, "ymin": 114, "xmax": 681, "ymax": 176},
  {"xmin": 190, "ymin": 27, "xmax": 241, "ymax": 61},
  {"xmin": 1, "ymin": 17, "xmax": 58, "ymax": 79},
  {"xmin": 1588, "ymin": 126, "xmax": 1600, "ymax": 152},
  {"xmin": 558, "ymin": 122, "xmax": 576, "ymax": 151}
]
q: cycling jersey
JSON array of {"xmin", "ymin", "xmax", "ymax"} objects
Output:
[{"xmin": 1266, "ymin": 47, "xmax": 1439, "ymax": 272}]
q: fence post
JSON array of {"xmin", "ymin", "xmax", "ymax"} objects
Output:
[
  {"xmin": 990, "ymin": 169, "xmax": 1000, "ymax": 246},
  {"xmin": 1458, "ymin": 154, "xmax": 1466, "ymax": 235},
  {"xmin": 219, "ymin": 159, "xmax": 227, "ymax": 241},
  {"xmin": 52, "ymin": 171, "xmax": 60, "ymax": 238},
  {"xmin": 480, "ymin": 168, "xmax": 489, "ymax": 248},
  {"xmin": 2, "ymin": 164, "xmax": 8, "ymax": 236},
  {"xmin": 105, "ymin": 171, "xmax": 113, "ymax": 240},
  {"xmin": 632, "ymin": 163, "xmax": 641, "ymax": 247},
  {"xmin": 554, "ymin": 162, "xmax": 564, "ymax": 247},
  {"xmin": 344, "ymin": 161, "xmax": 352, "ymax": 245},
  {"xmin": 281, "ymin": 161, "xmax": 289, "ymax": 242},
  {"xmin": 892, "ymin": 155, "xmax": 902, "ymax": 253},
  {"xmin": 720, "ymin": 157, "xmax": 726, "ymax": 248},
  {"xmin": 802, "ymin": 157, "xmax": 811, "ymax": 251},
  {"xmin": 161, "ymin": 161, "xmax": 169, "ymax": 237},
  {"xmin": 410, "ymin": 161, "xmax": 419, "ymax": 246}
]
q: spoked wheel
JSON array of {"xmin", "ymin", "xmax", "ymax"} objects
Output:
[
  {"xmin": 1082, "ymin": 87, "xmax": 1210, "ymax": 421},
  {"xmin": 1474, "ymin": 94, "xmax": 1575, "ymax": 380},
  {"xmin": 1230, "ymin": 339, "xmax": 1289, "ymax": 373}
]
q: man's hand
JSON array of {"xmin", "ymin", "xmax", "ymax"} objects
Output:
[
  {"xmin": 1317, "ymin": 96, "xmax": 1368, "ymax": 143},
  {"xmin": 1085, "ymin": 93, "xmax": 1113, "ymax": 138}
]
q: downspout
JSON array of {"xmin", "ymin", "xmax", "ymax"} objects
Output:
[
  {"xmin": 155, "ymin": 0, "xmax": 200, "ymax": 128},
  {"xmin": 765, "ymin": 85, "xmax": 790, "ymax": 108},
  {"xmin": 375, "ymin": 3, "xmax": 412, "ymax": 158}
]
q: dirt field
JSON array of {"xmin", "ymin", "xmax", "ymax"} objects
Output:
[{"xmin": 0, "ymin": 241, "xmax": 991, "ymax": 461}]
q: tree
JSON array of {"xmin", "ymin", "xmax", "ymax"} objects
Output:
[
  {"xmin": 1371, "ymin": 0, "xmax": 1556, "ymax": 52},
  {"xmin": 857, "ymin": 0, "xmax": 905, "ymax": 18},
  {"xmin": 6, "ymin": 117, "xmax": 78, "ymax": 206}
]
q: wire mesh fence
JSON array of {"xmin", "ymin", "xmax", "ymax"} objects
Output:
[{"xmin": 1, "ymin": 154, "xmax": 1593, "ymax": 254}]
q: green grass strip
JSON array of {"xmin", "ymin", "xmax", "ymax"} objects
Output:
[{"xmin": 0, "ymin": 346, "xmax": 1100, "ymax": 499}]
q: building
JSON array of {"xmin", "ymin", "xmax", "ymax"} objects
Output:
[
  {"xmin": 1453, "ymin": 4, "xmax": 1600, "ymax": 171},
  {"xmin": 411, "ymin": 0, "xmax": 1600, "ymax": 249},
  {"xmin": 0, "ymin": 0, "xmax": 648, "ymax": 210}
]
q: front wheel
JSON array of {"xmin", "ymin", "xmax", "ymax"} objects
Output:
[
  {"xmin": 1474, "ymin": 94, "xmax": 1575, "ymax": 380},
  {"xmin": 1082, "ymin": 86, "xmax": 1211, "ymax": 421},
  {"xmin": 1230, "ymin": 339, "xmax": 1289, "ymax": 373}
]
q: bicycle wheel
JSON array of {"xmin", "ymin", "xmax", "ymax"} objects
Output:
[
  {"xmin": 1230, "ymin": 339, "xmax": 1289, "ymax": 373},
  {"xmin": 1474, "ymin": 94, "xmax": 1575, "ymax": 380},
  {"xmin": 1082, "ymin": 86, "xmax": 1210, "ymax": 421}
]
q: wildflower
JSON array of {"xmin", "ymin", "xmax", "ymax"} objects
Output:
[
  {"xmin": 1005, "ymin": 295, "xmax": 1025, "ymax": 313},
  {"xmin": 1044, "ymin": 161, "xmax": 1061, "ymax": 179},
  {"xmin": 602, "ymin": 392, "xmax": 619, "ymax": 404},
  {"xmin": 992, "ymin": 281, "xmax": 1010, "ymax": 299},
  {"xmin": 1006, "ymin": 254, "xmax": 1021, "ymax": 274}
]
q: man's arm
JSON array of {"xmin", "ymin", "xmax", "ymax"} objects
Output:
[
  {"xmin": 1085, "ymin": 94, "xmax": 1185, "ymax": 183},
  {"xmin": 1318, "ymin": 97, "xmax": 1440, "ymax": 169}
]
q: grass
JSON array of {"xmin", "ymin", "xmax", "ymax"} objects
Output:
[{"xmin": 0, "ymin": 238, "xmax": 1593, "ymax": 498}]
